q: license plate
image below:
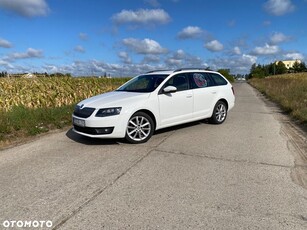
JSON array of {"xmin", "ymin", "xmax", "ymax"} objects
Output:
[{"xmin": 73, "ymin": 118, "xmax": 85, "ymax": 127}]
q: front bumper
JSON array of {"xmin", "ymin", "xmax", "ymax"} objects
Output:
[{"xmin": 72, "ymin": 114, "xmax": 128, "ymax": 138}]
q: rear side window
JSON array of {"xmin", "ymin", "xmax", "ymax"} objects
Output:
[
  {"xmin": 189, "ymin": 73, "xmax": 213, "ymax": 89},
  {"xmin": 210, "ymin": 73, "xmax": 228, "ymax": 86}
]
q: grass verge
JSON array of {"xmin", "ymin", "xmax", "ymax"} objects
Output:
[
  {"xmin": 0, "ymin": 104, "xmax": 75, "ymax": 148},
  {"xmin": 249, "ymin": 73, "xmax": 307, "ymax": 124}
]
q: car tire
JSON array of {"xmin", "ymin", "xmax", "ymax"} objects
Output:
[
  {"xmin": 209, "ymin": 101, "xmax": 227, "ymax": 124},
  {"xmin": 125, "ymin": 112, "xmax": 154, "ymax": 144}
]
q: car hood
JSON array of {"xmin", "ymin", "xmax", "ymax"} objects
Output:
[{"xmin": 78, "ymin": 91, "xmax": 151, "ymax": 108}]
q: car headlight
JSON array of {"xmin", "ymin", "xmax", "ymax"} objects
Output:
[{"xmin": 95, "ymin": 107, "xmax": 122, "ymax": 117}]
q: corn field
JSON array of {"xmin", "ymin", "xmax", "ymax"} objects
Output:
[{"xmin": 0, "ymin": 77, "xmax": 130, "ymax": 111}]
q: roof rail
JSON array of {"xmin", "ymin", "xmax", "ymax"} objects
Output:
[
  {"xmin": 173, "ymin": 67, "xmax": 208, "ymax": 72},
  {"xmin": 146, "ymin": 69, "xmax": 172, "ymax": 73}
]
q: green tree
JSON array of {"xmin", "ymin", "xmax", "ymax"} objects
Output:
[
  {"xmin": 217, "ymin": 69, "xmax": 234, "ymax": 82},
  {"xmin": 267, "ymin": 63, "xmax": 276, "ymax": 76},
  {"xmin": 249, "ymin": 63, "xmax": 257, "ymax": 78},
  {"xmin": 275, "ymin": 61, "xmax": 287, "ymax": 75},
  {"xmin": 292, "ymin": 60, "xmax": 301, "ymax": 73},
  {"xmin": 299, "ymin": 62, "xmax": 307, "ymax": 72},
  {"xmin": 250, "ymin": 64, "xmax": 266, "ymax": 78}
]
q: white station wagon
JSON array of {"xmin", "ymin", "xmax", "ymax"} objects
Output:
[{"xmin": 72, "ymin": 68, "xmax": 235, "ymax": 143}]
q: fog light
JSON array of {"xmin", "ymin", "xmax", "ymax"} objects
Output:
[{"xmin": 95, "ymin": 127, "xmax": 114, "ymax": 134}]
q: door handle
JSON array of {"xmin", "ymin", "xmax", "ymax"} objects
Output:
[
  {"xmin": 186, "ymin": 94, "xmax": 193, "ymax": 98},
  {"xmin": 212, "ymin": 91, "xmax": 217, "ymax": 94}
]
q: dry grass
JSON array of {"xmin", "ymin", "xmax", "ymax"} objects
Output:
[{"xmin": 249, "ymin": 73, "xmax": 307, "ymax": 124}]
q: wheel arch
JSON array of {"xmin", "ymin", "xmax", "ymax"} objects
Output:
[
  {"xmin": 132, "ymin": 109, "xmax": 157, "ymax": 130},
  {"xmin": 210, "ymin": 98, "xmax": 229, "ymax": 118},
  {"xmin": 217, "ymin": 98, "xmax": 228, "ymax": 110}
]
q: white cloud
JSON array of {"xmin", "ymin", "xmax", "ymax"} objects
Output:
[
  {"xmin": 177, "ymin": 26, "xmax": 204, "ymax": 39},
  {"xmin": 242, "ymin": 54, "xmax": 257, "ymax": 64},
  {"xmin": 0, "ymin": 38, "xmax": 12, "ymax": 48},
  {"xmin": 122, "ymin": 38, "xmax": 167, "ymax": 55},
  {"xmin": 8, "ymin": 48, "xmax": 43, "ymax": 60},
  {"xmin": 205, "ymin": 40, "xmax": 224, "ymax": 52},
  {"xmin": 208, "ymin": 54, "xmax": 257, "ymax": 74},
  {"xmin": 43, "ymin": 64, "xmax": 58, "ymax": 73},
  {"xmin": 4, "ymin": 49, "xmax": 257, "ymax": 76},
  {"xmin": 0, "ymin": 0, "xmax": 50, "ymax": 17},
  {"xmin": 264, "ymin": 0, "xmax": 295, "ymax": 16},
  {"xmin": 118, "ymin": 51, "xmax": 132, "ymax": 64},
  {"xmin": 253, "ymin": 43, "xmax": 280, "ymax": 55},
  {"xmin": 63, "ymin": 60, "xmax": 161, "ymax": 77},
  {"xmin": 165, "ymin": 58, "xmax": 183, "ymax": 66},
  {"xmin": 165, "ymin": 49, "xmax": 186, "ymax": 66},
  {"xmin": 233, "ymin": 46, "xmax": 241, "ymax": 55},
  {"xmin": 0, "ymin": 60, "xmax": 14, "ymax": 68},
  {"xmin": 74, "ymin": 45, "xmax": 85, "ymax": 53},
  {"xmin": 173, "ymin": 49, "xmax": 185, "ymax": 59},
  {"xmin": 270, "ymin": 32, "xmax": 290, "ymax": 44},
  {"xmin": 165, "ymin": 49, "xmax": 207, "ymax": 68},
  {"xmin": 112, "ymin": 9, "xmax": 171, "ymax": 27},
  {"xmin": 283, "ymin": 52, "xmax": 304, "ymax": 60},
  {"xmin": 142, "ymin": 54, "xmax": 160, "ymax": 63}
]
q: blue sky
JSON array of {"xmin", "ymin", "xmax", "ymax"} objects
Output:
[{"xmin": 0, "ymin": 0, "xmax": 306, "ymax": 76}]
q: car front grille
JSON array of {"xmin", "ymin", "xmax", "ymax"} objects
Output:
[{"xmin": 73, "ymin": 106, "xmax": 95, "ymax": 118}]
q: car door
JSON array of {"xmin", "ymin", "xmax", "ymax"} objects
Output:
[
  {"xmin": 158, "ymin": 74, "xmax": 194, "ymax": 127},
  {"xmin": 189, "ymin": 72, "xmax": 217, "ymax": 118}
]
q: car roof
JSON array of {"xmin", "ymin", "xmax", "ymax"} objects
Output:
[
  {"xmin": 145, "ymin": 70, "xmax": 174, "ymax": 75},
  {"xmin": 145, "ymin": 68, "xmax": 219, "ymax": 75}
]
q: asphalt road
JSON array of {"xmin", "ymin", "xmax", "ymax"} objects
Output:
[{"xmin": 1, "ymin": 83, "xmax": 307, "ymax": 229}]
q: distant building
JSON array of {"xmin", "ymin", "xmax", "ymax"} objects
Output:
[
  {"xmin": 276, "ymin": 60, "xmax": 301, "ymax": 69},
  {"xmin": 22, "ymin": 73, "xmax": 37, "ymax": 78}
]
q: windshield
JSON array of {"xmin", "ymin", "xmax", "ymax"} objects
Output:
[{"xmin": 116, "ymin": 74, "xmax": 169, "ymax": 93}]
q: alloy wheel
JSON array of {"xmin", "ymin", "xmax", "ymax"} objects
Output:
[
  {"xmin": 127, "ymin": 115, "xmax": 152, "ymax": 142},
  {"xmin": 215, "ymin": 103, "xmax": 227, "ymax": 122}
]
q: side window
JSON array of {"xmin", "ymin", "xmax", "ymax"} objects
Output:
[
  {"xmin": 189, "ymin": 73, "xmax": 213, "ymax": 89},
  {"xmin": 165, "ymin": 74, "xmax": 189, "ymax": 91},
  {"xmin": 210, "ymin": 73, "xmax": 228, "ymax": 86}
]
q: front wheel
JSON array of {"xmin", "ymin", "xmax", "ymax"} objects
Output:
[
  {"xmin": 125, "ymin": 112, "xmax": 154, "ymax": 144},
  {"xmin": 209, "ymin": 101, "xmax": 227, "ymax": 124}
]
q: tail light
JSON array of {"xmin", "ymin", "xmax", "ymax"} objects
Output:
[{"xmin": 231, "ymin": 86, "xmax": 235, "ymax": 95}]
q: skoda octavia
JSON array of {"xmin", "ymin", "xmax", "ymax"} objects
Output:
[{"xmin": 72, "ymin": 69, "xmax": 235, "ymax": 143}]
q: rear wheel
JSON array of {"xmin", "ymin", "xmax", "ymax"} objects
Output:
[
  {"xmin": 209, "ymin": 101, "xmax": 227, "ymax": 124},
  {"xmin": 125, "ymin": 112, "xmax": 154, "ymax": 144}
]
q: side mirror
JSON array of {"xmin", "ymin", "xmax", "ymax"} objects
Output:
[{"xmin": 163, "ymin": 86, "xmax": 177, "ymax": 93}]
